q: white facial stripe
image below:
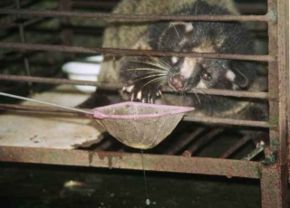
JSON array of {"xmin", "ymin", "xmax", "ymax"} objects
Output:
[
  {"xmin": 226, "ymin": 70, "xmax": 236, "ymax": 82},
  {"xmin": 180, "ymin": 58, "xmax": 197, "ymax": 79},
  {"xmin": 196, "ymin": 80, "xmax": 207, "ymax": 89},
  {"xmin": 171, "ymin": 56, "xmax": 178, "ymax": 64},
  {"xmin": 126, "ymin": 85, "xmax": 134, "ymax": 92},
  {"xmin": 185, "ymin": 23, "xmax": 193, "ymax": 32},
  {"xmin": 137, "ymin": 91, "xmax": 142, "ymax": 100}
]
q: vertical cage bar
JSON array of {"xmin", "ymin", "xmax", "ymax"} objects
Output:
[
  {"xmin": 15, "ymin": 0, "xmax": 33, "ymax": 92},
  {"xmin": 59, "ymin": 0, "xmax": 73, "ymax": 46},
  {"xmin": 261, "ymin": 165, "xmax": 288, "ymax": 208},
  {"xmin": 288, "ymin": 0, "xmax": 290, "ymax": 168},
  {"xmin": 261, "ymin": 0, "xmax": 289, "ymax": 207}
]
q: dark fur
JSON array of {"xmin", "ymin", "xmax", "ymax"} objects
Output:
[
  {"xmin": 119, "ymin": 0, "xmax": 266, "ymax": 120},
  {"xmin": 79, "ymin": 0, "xmax": 269, "ymax": 152}
]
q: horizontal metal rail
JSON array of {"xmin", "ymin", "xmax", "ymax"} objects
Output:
[
  {"xmin": 163, "ymin": 86, "xmax": 269, "ymax": 100},
  {"xmin": 0, "ymin": 74, "xmax": 269, "ymax": 99},
  {"xmin": 0, "ymin": 9, "xmax": 272, "ymax": 22},
  {"xmin": 70, "ymin": 1, "xmax": 267, "ymax": 14},
  {"xmin": 184, "ymin": 115, "xmax": 270, "ymax": 128},
  {"xmin": 0, "ymin": 74, "xmax": 119, "ymax": 91},
  {"xmin": 0, "ymin": 42, "xmax": 274, "ymax": 62},
  {"xmin": 0, "ymin": 104, "xmax": 271, "ymax": 128},
  {"xmin": 0, "ymin": 146, "xmax": 261, "ymax": 179}
]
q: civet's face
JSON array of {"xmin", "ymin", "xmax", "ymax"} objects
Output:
[{"xmin": 120, "ymin": 21, "xmax": 256, "ymax": 105}]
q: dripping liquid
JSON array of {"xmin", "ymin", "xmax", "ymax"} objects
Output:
[{"xmin": 140, "ymin": 149, "xmax": 151, "ymax": 206}]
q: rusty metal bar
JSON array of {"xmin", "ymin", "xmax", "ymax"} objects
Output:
[
  {"xmin": 243, "ymin": 141, "xmax": 266, "ymax": 161},
  {"xmin": 288, "ymin": 0, "xmax": 290, "ymax": 167},
  {"xmin": 164, "ymin": 87, "xmax": 270, "ymax": 100},
  {"xmin": 0, "ymin": 146, "xmax": 261, "ymax": 178},
  {"xmin": 261, "ymin": 165, "xmax": 289, "ymax": 208},
  {"xmin": 0, "ymin": 42, "xmax": 274, "ymax": 62},
  {"xmin": 184, "ymin": 129, "xmax": 224, "ymax": 156},
  {"xmin": 0, "ymin": 74, "xmax": 119, "ymax": 91},
  {"xmin": 0, "ymin": 103, "xmax": 271, "ymax": 128},
  {"xmin": 59, "ymin": 0, "xmax": 74, "ymax": 46},
  {"xmin": 15, "ymin": 0, "xmax": 33, "ymax": 93},
  {"xmin": 260, "ymin": 0, "xmax": 289, "ymax": 207},
  {"xmin": 0, "ymin": 74, "xmax": 269, "ymax": 99},
  {"xmin": 164, "ymin": 127, "xmax": 206, "ymax": 155},
  {"xmin": 184, "ymin": 115, "xmax": 270, "ymax": 128},
  {"xmin": 72, "ymin": 1, "xmax": 267, "ymax": 14},
  {"xmin": 0, "ymin": 9, "xmax": 272, "ymax": 23},
  {"xmin": 220, "ymin": 136, "xmax": 251, "ymax": 159}
]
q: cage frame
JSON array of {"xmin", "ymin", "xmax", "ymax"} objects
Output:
[{"xmin": 0, "ymin": 0, "xmax": 289, "ymax": 207}]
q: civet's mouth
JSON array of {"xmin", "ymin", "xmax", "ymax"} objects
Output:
[{"xmin": 168, "ymin": 73, "xmax": 191, "ymax": 92}]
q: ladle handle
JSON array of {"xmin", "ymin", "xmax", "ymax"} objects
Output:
[
  {"xmin": 92, "ymin": 111, "xmax": 109, "ymax": 119},
  {"xmin": 0, "ymin": 92, "xmax": 93, "ymax": 115}
]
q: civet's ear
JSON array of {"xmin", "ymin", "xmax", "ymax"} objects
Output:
[
  {"xmin": 147, "ymin": 22, "xmax": 170, "ymax": 49},
  {"xmin": 230, "ymin": 61, "xmax": 256, "ymax": 89}
]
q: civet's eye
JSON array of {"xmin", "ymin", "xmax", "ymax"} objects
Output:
[
  {"xmin": 201, "ymin": 71, "xmax": 212, "ymax": 81},
  {"xmin": 171, "ymin": 57, "xmax": 179, "ymax": 65},
  {"xmin": 200, "ymin": 65, "xmax": 212, "ymax": 81}
]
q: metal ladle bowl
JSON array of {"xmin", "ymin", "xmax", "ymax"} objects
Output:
[{"xmin": 93, "ymin": 102, "xmax": 194, "ymax": 149}]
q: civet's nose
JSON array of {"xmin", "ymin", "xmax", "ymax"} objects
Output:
[{"xmin": 169, "ymin": 74, "xmax": 186, "ymax": 91}]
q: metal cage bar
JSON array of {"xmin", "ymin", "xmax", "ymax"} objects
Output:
[
  {"xmin": 0, "ymin": 146, "xmax": 261, "ymax": 179},
  {"xmin": 0, "ymin": 103, "xmax": 271, "ymax": 128},
  {"xmin": 0, "ymin": 1, "xmax": 289, "ymax": 207},
  {"xmin": 260, "ymin": 0, "xmax": 289, "ymax": 207},
  {"xmin": 0, "ymin": 9, "xmax": 272, "ymax": 22},
  {"xmin": 0, "ymin": 74, "xmax": 269, "ymax": 99},
  {"xmin": 0, "ymin": 42, "xmax": 274, "ymax": 62}
]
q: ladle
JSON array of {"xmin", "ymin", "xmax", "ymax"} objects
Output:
[{"xmin": 0, "ymin": 92, "xmax": 194, "ymax": 149}]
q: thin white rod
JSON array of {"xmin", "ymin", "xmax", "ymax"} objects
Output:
[{"xmin": 0, "ymin": 92, "xmax": 93, "ymax": 115}]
